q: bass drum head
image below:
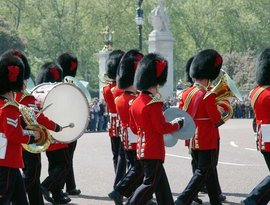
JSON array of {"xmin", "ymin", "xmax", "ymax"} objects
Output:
[{"xmin": 41, "ymin": 83, "xmax": 89, "ymax": 143}]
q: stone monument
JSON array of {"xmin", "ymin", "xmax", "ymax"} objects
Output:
[{"xmin": 148, "ymin": 0, "xmax": 174, "ymax": 100}]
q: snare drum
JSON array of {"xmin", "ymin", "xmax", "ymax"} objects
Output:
[{"xmin": 31, "ymin": 82, "xmax": 89, "ymax": 143}]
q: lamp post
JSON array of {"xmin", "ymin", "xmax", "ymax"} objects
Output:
[
  {"xmin": 101, "ymin": 26, "xmax": 114, "ymax": 51},
  {"xmin": 135, "ymin": 0, "xmax": 144, "ymax": 51}
]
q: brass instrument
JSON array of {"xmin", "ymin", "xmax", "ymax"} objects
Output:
[
  {"xmin": 205, "ymin": 70, "xmax": 242, "ymax": 122},
  {"xmin": 98, "ymin": 73, "xmax": 114, "ymax": 84},
  {"xmin": 19, "ymin": 104, "xmax": 51, "ymax": 153}
]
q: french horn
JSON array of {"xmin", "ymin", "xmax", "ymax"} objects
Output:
[
  {"xmin": 205, "ymin": 70, "xmax": 242, "ymax": 121},
  {"xmin": 20, "ymin": 104, "xmax": 51, "ymax": 153}
]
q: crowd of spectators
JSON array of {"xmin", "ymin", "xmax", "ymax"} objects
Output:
[{"xmin": 86, "ymin": 94, "xmax": 253, "ymax": 133}]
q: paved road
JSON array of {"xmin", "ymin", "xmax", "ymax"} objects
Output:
[{"xmin": 40, "ymin": 119, "xmax": 269, "ymax": 205}]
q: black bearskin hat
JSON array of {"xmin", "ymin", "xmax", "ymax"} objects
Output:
[
  {"xmin": 35, "ymin": 62, "xmax": 63, "ymax": 85},
  {"xmin": 1, "ymin": 49, "xmax": 30, "ymax": 80},
  {"xmin": 0, "ymin": 55, "xmax": 25, "ymax": 94},
  {"xmin": 185, "ymin": 56, "xmax": 194, "ymax": 85},
  {"xmin": 190, "ymin": 49, "xmax": 222, "ymax": 81},
  {"xmin": 256, "ymin": 48, "xmax": 270, "ymax": 85},
  {"xmin": 134, "ymin": 53, "xmax": 168, "ymax": 91},
  {"xmin": 117, "ymin": 50, "xmax": 144, "ymax": 89},
  {"xmin": 57, "ymin": 52, "xmax": 78, "ymax": 77},
  {"xmin": 105, "ymin": 49, "xmax": 125, "ymax": 80}
]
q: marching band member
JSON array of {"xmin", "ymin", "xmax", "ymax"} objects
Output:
[
  {"xmin": 243, "ymin": 48, "xmax": 270, "ymax": 205},
  {"xmin": 175, "ymin": 49, "xmax": 224, "ymax": 205},
  {"xmin": 57, "ymin": 52, "xmax": 81, "ymax": 195},
  {"xmin": 127, "ymin": 53, "xmax": 183, "ymax": 205},
  {"xmin": 0, "ymin": 55, "xmax": 40, "ymax": 205},
  {"xmin": 102, "ymin": 49, "xmax": 127, "ymax": 188},
  {"xmin": 2, "ymin": 49, "xmax": 63, "ymax": 205},
  {"xmin": 35, "ymin": 62, "xmax": 71, "ymax": 204},
  {"xmin": 181, "ymin": 55, "xmax": 226, "ymax": 204},
  {"xmin": 108, "ymin": 50, "xmax": 147, "ymax": 205}
]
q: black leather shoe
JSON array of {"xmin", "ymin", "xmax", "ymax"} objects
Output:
[
  {"xmin": 219, "ymin": 194, "xmax": 226, "ymax": 202},
  {"xmin": 40, "ymin": 185, "xmax": 54, "ymax": 203},
  {"xmin": 146, "ymin": 198, "xmax": 157, "ymax": 205},
  {"xmin": 241, "ymin": 198, "xmax": 257, "ymax": 205},
  {"xmin": 193, "ymin": 197, "xmax": 203, "ymax": 204},
  {"xmin": 53, "ymin": 196, "xmax": 71, "ymax": 204},
  {"xmin": 108, "ymin": 190, "xmax": 123, "ymax": 205},
  {"xmin": 174, "ymin": 198, "xmax": 185, "ymax": 205},
  {"xmin": 66, "ymin": 188, "xmax": 81, "ymax": 195}
]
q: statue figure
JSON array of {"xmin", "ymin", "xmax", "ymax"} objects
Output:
[{"xmin": 149, "ymin": 0, "xmax": 170, "ymax": 32}]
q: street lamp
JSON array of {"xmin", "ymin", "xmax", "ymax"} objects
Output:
[
  {"xmin": 135, "ymin": 0, "xmax": 144, "ymax": 51},
  {"xmin": 101, "ymin": 26, "xmax": 114, "ymax": 51}
]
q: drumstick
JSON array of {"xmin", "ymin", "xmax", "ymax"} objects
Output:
[{"xmin": 62, "ymin": 123, "xmax": 75, "ymax": 129}]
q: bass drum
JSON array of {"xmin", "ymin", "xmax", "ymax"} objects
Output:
[{"xmin": 31, "ymin": 82, "xmax": 89, "ymax": 143}]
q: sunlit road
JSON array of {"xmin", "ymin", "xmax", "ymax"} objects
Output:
[{"xmin": 40, "ymin": 119, "xmax": 268, "ymax": 205}]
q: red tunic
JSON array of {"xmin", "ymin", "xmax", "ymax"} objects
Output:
[
  {"xmin": 115, "ymin": 91, "xmax": 137, "ymax": 151},
  {"xmin": 102, "ymin": 82, "xmax": 124, "ymax": 137},
  {"xmin": 249, "ymin": 86, "xmax": 270, "ymax": 152},
  {"xmin": 179, "ymin": 84, "xmax": 222, "ymax": 150},
  {"xmin": 15, "ymin": 92, "xmax": 67, "ymax": 151},
  {"xmin": 129, "ymin": 92, "xmax": 179, "ymax": 162},
  {"xmin": 0, "ymin": 99, "xmax": 31, "ymax": 168}
]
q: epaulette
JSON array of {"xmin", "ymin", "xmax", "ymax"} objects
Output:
[
  {"xmin": 114, "ymin": 96, "xmax": 120, "ymax": 103},
  {"xmin": 147, "ymin": 96, "xmax": 163, "ymax": 106},
  {"xmin": 1, "ymin": 101, "xmax": 19, "ymax": 110},
  {"xmin": 17, "ymin": 93, "xmax": 33, "ymax": 103},
  {"xmin": 129, "ymin": 99, "xmax": 135, "ymax": 106},
  {"xmin": 110, "ymin": 86, "xmax": 115, "ymax": 93}
]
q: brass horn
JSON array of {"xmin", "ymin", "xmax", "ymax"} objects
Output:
[
  {"xmin": 98, "ymin": 73, "xmax": 114, "ymax": 84},
  {"xmin": 205, "ymin": 70, "xmax": 242, "ymax": 122},
  {"xmin": 19, "ymin": 104, "xmax": 51, "ymax": 153}
]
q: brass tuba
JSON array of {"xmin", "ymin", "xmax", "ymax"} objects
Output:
[
  {"xmin": 19, "ymin": 104, "xmax": 51, "ymax": 153},
  {"xmin": 205, "ymin": 70, "xmax": 242, "ymax": 122}
]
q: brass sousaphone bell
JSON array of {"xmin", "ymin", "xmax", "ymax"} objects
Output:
[
  {"xmin": 205, "ymin": 70, "xmax": 242, "ymax": 121},
  {"xmin": 163, "ymin": 107, "xmax": 196, "ymax": 147}
]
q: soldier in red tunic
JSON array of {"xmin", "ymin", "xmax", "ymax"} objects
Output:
[
  {"xmin": 175, "ymin": 49, "xmax": 224, "ymax": 205},
  {"xmin": 243, "ymin": 48, "xmax": 270, "ymax": 205},
  {"xmin": 2, "ymin": 49, "xmax": 63, "ymax": 205},
  {"xmin": 102, "ymin": 50, "xmax": 127, "ymax": 188},
  {"xmin": 181, "ymin": 55, "xmax": 226, "ymax": 204},
  {"xmin": 108, "ymin": 50, "xmax": 148, "ymax": 205},
  {"xmin": 35, "ymin": 62, "xmax": 71, "ymax": 204},
  {"xmin": 126, "ymin": 53, "xmax": 183, "ymax": 205},
  {"xmin": 57, "ymin": 52, "xmax": 81, "ymax": 196},
  {"xmin": 0, "ymin": 55, "xmax": 41, "ymax": 205}
]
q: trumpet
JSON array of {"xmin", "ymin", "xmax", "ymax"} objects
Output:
[
  {"xmin": 19, "ymin": 104, "xmax": 51, "ymax": 153},
  {"xmin": 206, "ymin": 70, "xmax": 242, "ymax": 121}
]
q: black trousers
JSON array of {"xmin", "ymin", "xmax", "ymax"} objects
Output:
[
  {"xmin": 191, "ymin": 141, "xmax": 222, "ymax": 195},
  {"xmin": 22, "ymin": 151, "xmax": 44, "ymax": 205},
  {"xmin": 115, "ymin": 150, "xmax": 144, "ymax": 198},
  {"xmin": 244, "ymin": 152, "xmax": 270, "ymax": 205},
  {"xmin": 64, "ymin": 140, "xmax": 77, "ymax": 191},
  {"xmin": 176, "ymin": 149, "xmax": 221, "ymax": 205},
  {"xmin": 42, "ymin": 148, "xmax": 70, "ymax": 198},
  {"xmin": 0, "ymin": 167, "xmax": 28, "ymax": 205},
  {"xmin": 110, "ymin": 137, "xmax": 126, "ymax": 188},
  {"xmin": 126, "ymin": 159, "xmax": 174, "ymax": 205}
]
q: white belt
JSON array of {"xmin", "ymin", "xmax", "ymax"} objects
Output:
[{"xmin": 109, "ymin": 113, "xmax": 117, "ymax": 117}]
